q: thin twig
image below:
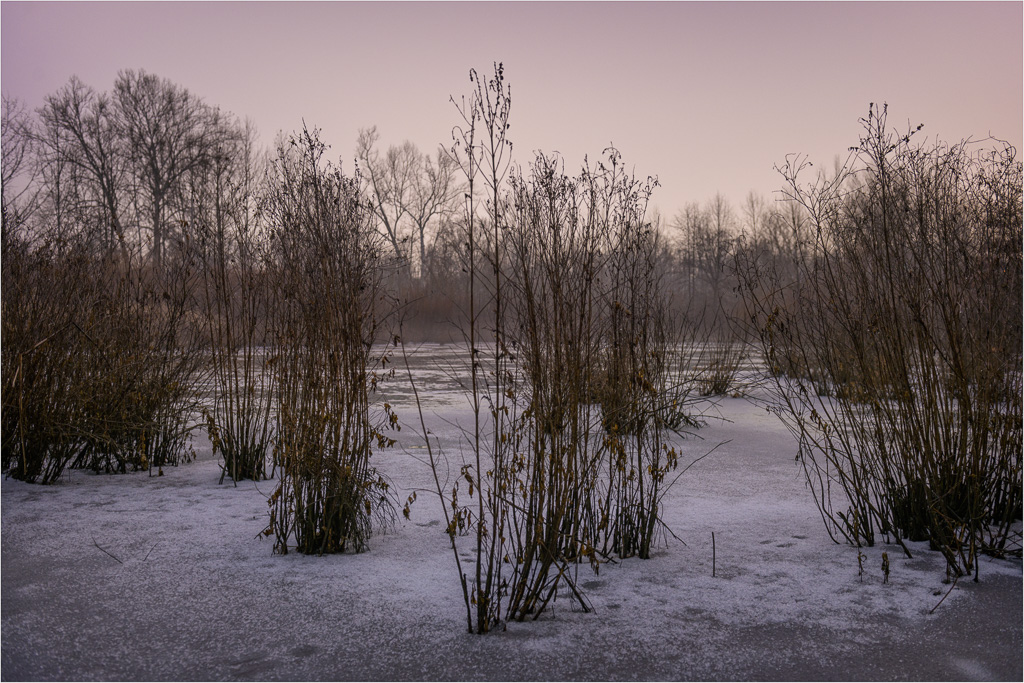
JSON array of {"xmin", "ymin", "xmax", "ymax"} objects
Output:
[
  {"xmin": 929, "ymin": 574, "xmax": 960, "ymax": 614},
  {"xmin": 656, "ymin": 518, "xmax": 688, "ymax": 547},
  {"xmin": 92, "ymin": 537, "xmax": 123, "ymax": 564}
]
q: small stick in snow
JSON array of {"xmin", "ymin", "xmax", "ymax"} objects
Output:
[
  {"xmin": 92, "ymin": 537, "xmax": 123, "ymax": 565},
  {"xmin": 929, "ymin": 574, "xmax": 960, "ymax": 614}
]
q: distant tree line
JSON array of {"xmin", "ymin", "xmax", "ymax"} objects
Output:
[{"xmin": 1, "ymin": 70, "xmax": 822, "ymax": 351}]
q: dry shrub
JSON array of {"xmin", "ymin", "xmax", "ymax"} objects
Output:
[
  {"xmin": 2, "ymin": 241, "xmax": 92, "ymax": 483},
  {"xmin": 262, "ymin": 127, "xmax": 397, "ymax": 555},
  {"xmin": 740, "ymin": 105, "xmax": 1022, "ymax": 576},
  {"xmin": 427, "ymin": 66, "xmax": 693, "ymax": 633},
  {"xmin": 2, "ymin": 239, "xmax": 206, "ymax": 482},
  {"xmin": 193, "ymin": 123, "xmax": 274, "ymax": 483}
]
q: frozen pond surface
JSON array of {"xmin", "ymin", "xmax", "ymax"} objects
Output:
[{"xmin": 2, "ymin": 345, "xmax": 1021, "ymax": 681}]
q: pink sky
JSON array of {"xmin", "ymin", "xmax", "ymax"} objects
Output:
[{"xmin": 3, "ymin": 1, "xmax": 1021, "ymax": 220}]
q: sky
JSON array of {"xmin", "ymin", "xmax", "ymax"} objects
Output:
[{"xmin": 2, "ymin": 1, "xmax": 1022, "ymax": 221}]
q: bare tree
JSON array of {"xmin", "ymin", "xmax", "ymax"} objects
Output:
[
  {"xmin": 356, "ymin": 126, "xmax": 414, "ymax": 265},
  {"xmin": 741, "ymin": 191, "xmax": 767, "ymax": 238},
  {"xmin": 407, "ymin": 145, "xmax": 458, "ymax": 277},
  {"xmin": 670, "ymin": 193, "xmax": 737, "ymax": 328},
  {"xmin": 36, "ymin": 77, "xmax": 129, "ymax": 253},
  {"xmin": 671, "ymin": 201, "xmax": 705, "ymax": 299},
  {"xmin": 356, "ymin": 128, "xmax": 459, "ymax": 278},
  {"xmin": 700, "ymin": 193, "xmax": 736, "ymax": 301},
  {"xmin": 114, "ymin": 69, "xmax": 216, "ymax": 266},
  {"xmin": 2, "ymin": 95, "xmax": 38, "ymax": 245}
]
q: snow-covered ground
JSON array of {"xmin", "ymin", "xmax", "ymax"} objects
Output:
[{"xmin": 3, "ymin": 344, "xmax": 1021, "ymax": 681}]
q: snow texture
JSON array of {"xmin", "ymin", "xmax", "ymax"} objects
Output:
[{"xmin": 2, "ymin": 344, "xmax": 1021, "ymax": 681}]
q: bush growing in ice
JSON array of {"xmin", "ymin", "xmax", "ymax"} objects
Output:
[
  {"xmin": 261, "ymin": 126, "xmax": 398, "ymax": 554},
  {"xmin": 739, "ymin": 104, "xmax": 1023, "ymax": 577}
]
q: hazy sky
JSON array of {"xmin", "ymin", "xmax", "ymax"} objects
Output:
[{"xmin": 3, "ymin": 1, "xmax": 1022, "ymax": 220}]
